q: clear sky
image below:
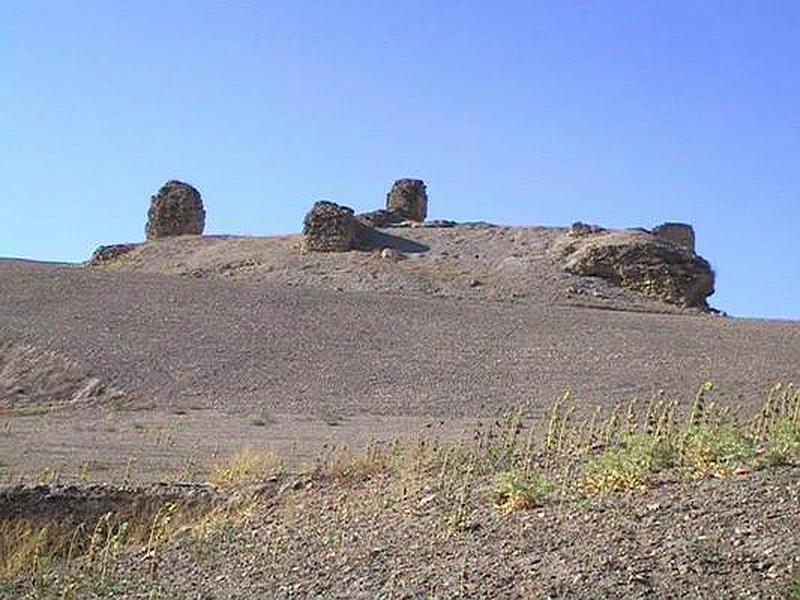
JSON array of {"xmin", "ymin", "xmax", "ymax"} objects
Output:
[{"xmin": 1, "ymin": 1, "xmax": 798, "ymax": 319}]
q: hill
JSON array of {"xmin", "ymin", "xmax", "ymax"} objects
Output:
[
  {"xmin": 1, "ymin": 223, "xmax": 798, "ymax": 469},
  {"xmin": 1, "ymin": 216, "xmax": 798, "ymax": 598}
]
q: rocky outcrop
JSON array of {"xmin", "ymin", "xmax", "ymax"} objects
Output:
[
  {"xmin": 652, "ymin": 222, "xmax": 695, "ymax": 253},
  {"xmin": 558, "ymin": 229, "xmax": 714, "ymax": 308},
  {"xmin": 386, "ymin": 179, "xmax": 428, "ymax": 222},
  {"xmin": 303, "ymin": 201, "xmax": 367, "ymax": 252},
  {"xmin": 145, "ymin": 180, "xmax": 205, "ymax": 240},
  {"xmin": 88, "ymin": 243, "xmax": 137, "ymax": 265}
]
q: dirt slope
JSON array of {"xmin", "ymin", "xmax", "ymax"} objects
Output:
[
  {"xmin": 1, "ymin": 227, "xmax": 798, "ymax": 480},
  {"xmin": 1, "ymin": 254, "xmax": 798, "ymax": 418}
]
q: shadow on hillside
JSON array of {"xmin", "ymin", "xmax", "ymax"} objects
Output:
[{"xmin": 359, "ymin": 229, "xmax": 430, "ymax": 254}]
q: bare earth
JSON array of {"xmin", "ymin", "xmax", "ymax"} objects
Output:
[
  {"xmin": 2, "ymin": 227, "xmax": 799, "ymax": 474},
  {"xmin": 0, "ymin": 225, "xmax": 798, "ymax": 598}
]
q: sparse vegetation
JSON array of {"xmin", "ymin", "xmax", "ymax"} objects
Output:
[
  {"xmin": 207, "ymin": 447, "xmax": 283, "ymax": 488},
  {"xmin": 76, "ymin": 460, "xmax": 111, "ymax": 483},
  {"xmin": 491, "ymin": 469, "xmax": 552, "ymax": 512},
  {"xmin": 580, "ymin": 433, "xmax": 674, "ymax": 493},
  {"xmin": 790, "ymin": 566, "xmax": 800, "ymax": 600},
  {"xmin": 680, "ymin": 423, "xmax": 754, "ymax": 476},
  {"xmin": 0, "ymin": 383, "xmax": 798, "ymax": 597},
  {"xmin": 766, "ymin": 420, "xmax": 800, "ymax": 466},
  {"xmin": 0, "ymin": 495, "xmax": 209, "ymax": 596}
]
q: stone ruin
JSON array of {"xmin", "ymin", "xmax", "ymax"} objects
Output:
[
  {"xmin": 357, "ymin": 178, "xmax": 429, "ymax": 228},
  {"xmin": 557, "ymin": 223, "xmax": 714, "ymax": 309},
  {"xmin": 652, "ymin": 222, "xmax": 695, "ymax": 253},
  {"xmin": 568, "ymin": 222, "xmax": 606, "ymax": 237},
  {"xmin": 302, "ymin": 201, "xmax": 366, "ymax": 252},
  {"xmin": 145, "ymin": 180, "xmax": 206, "ymax": 240},
  {"xmin": 356, "ymin": 208, "xmax": 405, "ymax": 228},
  {"xmin": 88, "ymin": 243, "xmax": 136, "ymax": 266},
  {"xmin": 86, "ymin": 174, "xmax": 717, "ymax": 311},
  {"xmin": 386, "ymin": 178, "xmax": 428, "ymax": 222},
  {"xmin": 304, "ymin": 178, "xmax": 430, "ymax": 251}
]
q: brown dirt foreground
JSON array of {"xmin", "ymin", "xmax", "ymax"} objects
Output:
[
  {"xmin": 3, "ymin": 383, "xmax": 800, "ymax": 600},
  {"xmin": 1, "ymin": 464, "xmax": 798, "ymax": 599},
  {"xmin": 133, "ymin": 469, "xmax": 800, "ymax": 600}
]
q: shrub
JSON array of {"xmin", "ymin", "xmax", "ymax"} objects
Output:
[
  {"xmin": 765, "ymin": 421, "xmax": 800, "ymax": 466},
  {"xmin": 679, "ymin": 425, "xmax": 754, "ymax": 476},
  {"xmin": 580, "ymin": 434, "xmax": 675, "ymax": 493},
  {"xmin": 491, "ymin": 470, "xmax": 552, "ymax": 512}
]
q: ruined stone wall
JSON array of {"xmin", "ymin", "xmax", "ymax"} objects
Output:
[
  {"xmin": 652, "ymin": 223, "xmax": 696, "ymax": 253},
  {"xmin": 303, "ymin": 201, "xmax": 365, "ymax": 252},
  {"xmin": 558, "ymin": 227, "xmax": 714, "ymax": 309},
  {"xmin": 386, "ymin": 179, "xmax": 428, "ymax": 222},
  {"xmin": 145, "ymin": 180, "xmax": 206, "ymax": 240}
]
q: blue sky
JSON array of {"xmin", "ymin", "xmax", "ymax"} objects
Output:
[{"xmin": 1, "ymin": 1, "xmax": 798, "ymax": 319}]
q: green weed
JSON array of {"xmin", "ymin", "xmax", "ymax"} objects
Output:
[
  {"xmin": 491, "ymin": 469, "xmax": 552, "ymax": 512},
  {"xmin": 580, "ymin": 434, "xmax": 674, "ymax": 493},
  {"xmin": 679, "ymin": 424, "xmax": 755, "ymax": 476}
]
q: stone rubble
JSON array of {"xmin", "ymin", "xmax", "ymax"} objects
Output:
[
  {"xmin": 652, "ymin": 222, "xmax": 696, "ymax": 253},
  {"xmin": 88, "ymin": 243, "xmax": 137, "ymax": 265}
]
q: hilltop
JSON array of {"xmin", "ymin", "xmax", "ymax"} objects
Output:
[{"xmin": 86, "ymin": 225, "xmax": 699, "ymax": 314}]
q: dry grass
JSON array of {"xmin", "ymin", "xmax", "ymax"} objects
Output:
[
  {"xmin": 0, "ymin": 382, "xmax": 798, "ymax": 596},
  {"xmin": 309, "ymin": 383, "xmax": 800, "ymax": 505},
  {"xmin": 0, "ymin": 519, "xmax": 65, "ymax": 580},
  {"xmin": 0, "ymin": 450, "xmax": 282, "ymax": 588},
  {"xmin": 541, "ymin": 382, "xmax": 800, "ymax": 495},
  {"xmin": 207, "ymin": 447, "xmax": 283, "ymax": 489},
  {"xmin": 0, "ymin": 500, "xmax": 202, "ymax": 590}
]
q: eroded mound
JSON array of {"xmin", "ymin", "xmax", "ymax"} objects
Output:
[
  {"xmin": 86, "ymin": 224, "xmax": 716, "ymax": 314},
  {"xmin": 86, "ymin": 175, "xmax": 716, "ymax": 312}
]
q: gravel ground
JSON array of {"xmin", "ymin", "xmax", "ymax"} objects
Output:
[
  {"xmin": 4, "ymin": 466, "xmax": 797, "ymax": 599},
  {"xmin": 1, "ymin": 229, "xmax": 799, "ymax": 479},
  {"xmin": 1, "ymin": 252, "xmax": 798, "ymax": 420},
  {"xmin": 134, "ymin": 466, "xmax": 799, "ymax": 599}
]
